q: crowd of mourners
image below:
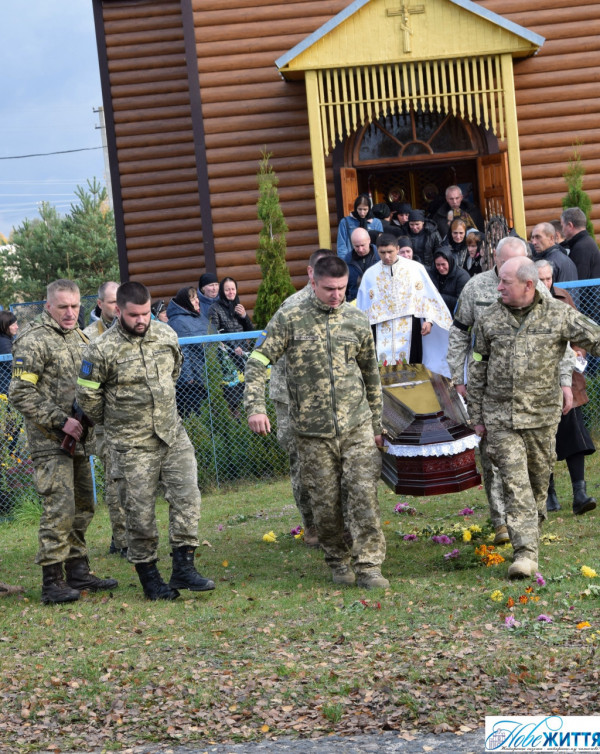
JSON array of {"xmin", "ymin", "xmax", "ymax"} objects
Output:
[{"xmin": 1, "ymin": 181, "xmax": 600, "ymax": 599}]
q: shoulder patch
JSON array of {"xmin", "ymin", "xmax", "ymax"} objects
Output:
[{"xmin": 254, "ymin": 331, "xmax": 268, "ymax": 348}]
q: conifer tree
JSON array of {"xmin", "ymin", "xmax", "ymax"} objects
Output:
[
  {"xmin": 253, "ymin": 150, "xmax": 295, "ymax": 328},
  {"xmin": 562, "ymin": 144, "xmax": 594, "ymax": 236}
]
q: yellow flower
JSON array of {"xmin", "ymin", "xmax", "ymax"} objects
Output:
[
  {"xmin": 577, "ymin": 621, "xmax": 591, "ymax": 630},
  {"xmin": 490, "ymin": 590, "xmax": 504, "ymax": 602},
  {"xmin": 262, "ymin": 531, "xmax": 277, "ymax": 543},
  {"xmin": 581, "ymin": 566, "xmax": 598, "ymax": 579},
  {"xmin": 469, "ymin": 524, "xmax": 482, "ymax": 533},
  {"xmin": 462, "ymin": 529, "xmax": 472, "ymax": 542},
  {"xmin": 0, "ymin": 393, "xmax": 7, "ymax": 401}
]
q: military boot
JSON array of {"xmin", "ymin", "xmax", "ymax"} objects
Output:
[
  {"xmin": 330, "ymin": 563, "xmax": 356, "ymax": 585},
  {"xmin": 573, "ymin": 481, "xmax": 597, "ymax": 515},
  {"xmin": 169, "ymin": 546, "xmax": 215, "ymax": 592},
  {"xmin": 65, "ymin": 557, "xmax": 118, "ymax": 592},
  {"xmin": 355, "ymin": 569, "xmax": 390, "ymax": 589},
  {"xmin": 508, "ymin": 556, "xmax": 538, "ymax": 580},
  {"xmin": 136, "ymin": 561, "xmax": 180, "ymax": 601},
  {"xmin": 546, "ymin": 475, "xmax": 561, "ymax": 512},
  {"xmin": 41, "ymin": 563, "xmax": 80, "ymax": 605}
]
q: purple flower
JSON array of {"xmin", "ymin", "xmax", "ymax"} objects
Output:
[
  {"xmin": 505, "ymin": 615, "xmax": 518, "ymax": 628},
  {"xmin": 432, "ymin": 535, "xmax": 456, "ymax": 545},
  {"xmin": 535, "ymin": 572, "xmax": 546, "ymax": 586},
  {"xmin": 458, "ymin": 507, "xmax": 474, "ymax": 516},
  {"xmin": 443, "ymin": 548, "xmax": 461, "ymax": 560},
  {"xmin": 537, "ymin": 614, "xmax": 553, "ymax": 623},
  {"xmin": 403, "ymin": 534, "xmax": 418, "ymax": 541},
  {"xmin": 290, "ymin": 525, "xmax": 302, "ymax": 536},
  {"xmin": 395, "ymin": 502, "xmax": 409, "ymax": 512},
  {"xmin": 217, "ymin": 524, "xmax": 224, "ymax": 531}
]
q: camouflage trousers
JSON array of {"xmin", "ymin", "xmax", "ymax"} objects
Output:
[
  {"xmin": 479, "ymin": 435, "xmax": 507, "ymax": 530},
  {"xmin": 33, "ymin": 453, "xmax": 95, "ymax": 566},
  {"xmin": 486, "ymin": 424, "xmax": 555, "ymax": 562},
  {"xmin": 296, "ymin": 422, "xmax": 386, "ymax": 573},
  {"xmin": 274, "ymin": 400, "xmax": 313, "ymax": 530},
  {"xmin": 111, "ymin": 431, "xmax": 201, "ymax": 564},
  {"xmin": 95, "ymin": 426, "xmax": 128, "ymax": 550}
]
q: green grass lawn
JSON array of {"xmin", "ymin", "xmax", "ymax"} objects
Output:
[{"xmin": 1, "ymin": 457, "xmax": 599, "ymax": 753}]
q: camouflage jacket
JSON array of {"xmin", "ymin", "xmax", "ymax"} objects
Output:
[
  {"xmin": 76, "ymin": 319, "xmax": 183, "ymax": 450},
  {"xmin": 245, "ymin": 290, "xmax": 382, "ymax": 438},
  {"xmin": 448, "ymin": 268, "xmax": 574, "ymax": 387},
  {"xmin": 9, "ymin": 311, "xmax": 93, "ymax": 457},
  {"xmin": 268, "ymin": 283, "xmax": 312, "ymax": 404},
  {"xmin": 468, "ymin": 292, "xmax": 600, "ymax": 430},
  {"xmin": 83, "ymin": 317, "xmax": 114, "ymax": 341}
]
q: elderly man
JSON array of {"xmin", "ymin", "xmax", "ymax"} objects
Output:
[
  {"xmin": 245, "ymin": 256, "xmax": 388, "ymax": 589},
  {"xmin": 468, "ymin": 257, "xmax": 600, "ymax": 579},
  {"xmin": 561, "ymin": 207, "xmax": 600, "ymax": 281},
  {"xmin": 448, "ymin": 237, "xmax": 575, "ymax": 544},
  {"xmin": 356, "ymin": 233, "xmax": 452, "ymax": 375},
  {"xmin": 431, "ymin": 185, "xmax": 484, "ymax": 239},
  {"xmin": 530, "ymin": 223, "xmax": 578, "ymax": 283},
  {"xmin": 346, "ymin": 228, "xmax": 380, "ymax": 302},
  {"xmin": 9, "ymin": 279, "xmax": 118, "ymax": 604}
]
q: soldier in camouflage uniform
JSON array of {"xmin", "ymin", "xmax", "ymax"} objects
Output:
[
  {"xmin": 76, "ymin": 281, "xmax": 215, "ymax": 601},
  {"xmin": 83, "ymin": 281, "xmax": 128, "ymax": 557},
  {"xmin": 448, "ymin": 237, "xmax": 574, "ymax": 544},
  {"xmin": 268, "ymin": 248, "xmax": 335, "ymax": 547},
  {"xmin": 245, "ymin": 256, "xmax": 388, "ymax": 589},
  {"xmin": 9, "ymin": 279, "xmax": 118, "ymax": 604},
  {"xmin": 468, "ymin": 257, "xmax": 600, "ymax": 579}
]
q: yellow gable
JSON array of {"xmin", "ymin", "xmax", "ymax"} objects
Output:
[{"xmin": 277, "ymin": 0, "xmax": 542, "ymax": 78}]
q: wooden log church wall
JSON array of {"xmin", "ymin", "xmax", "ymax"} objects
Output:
[{"xmin": 95, "ymin": 0, "xmax": 600, "ymax": 304}]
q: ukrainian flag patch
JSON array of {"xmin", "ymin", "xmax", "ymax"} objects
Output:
[{"xmin": 254, "ymin": 330, "xmax": 268, "ymax": 348}]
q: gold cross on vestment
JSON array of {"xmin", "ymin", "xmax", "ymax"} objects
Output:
[{"xmin": 387, "ymin": 2, "xmax": 425, "ymax": 53}]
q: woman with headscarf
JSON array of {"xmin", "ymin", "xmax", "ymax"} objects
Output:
[
  {"xmin": 336, "ymin": 193, "xmax": 383, "ymax": 261},
  {"xmin": 197, "ymin": 273, "xmax": 220, "ymax": 319},
  {"xmin": 208, "ymin": 278, "xmax": 255, "ymax": 418},
  {"xmin": 427, "ymin": 247, "xmax": 470, "ymax": 315},
  {"xmin": 167, "ymin": 287, "xmax": 210, "ymax": 417}
]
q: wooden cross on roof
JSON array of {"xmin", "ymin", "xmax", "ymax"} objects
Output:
[{"xmin": 387, "ymin": 2, "xmax": 425, "ymax": 53}]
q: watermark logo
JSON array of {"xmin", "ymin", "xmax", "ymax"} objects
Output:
[{"xmin": 485, "ymin": 716, "xmax": 600, "ymax": 752}]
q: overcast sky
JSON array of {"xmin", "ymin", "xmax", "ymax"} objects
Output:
[{"xmin": 0, "ymin": 2, "xmax": 106, "ymax": 240}]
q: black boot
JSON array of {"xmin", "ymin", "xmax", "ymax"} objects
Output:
[
  {"xmin": 109, "ymin": 537, "xmax": 128, "ymax": 558},
  {"xmin": 546, "ymin": 475, "xmax": 561, "ymax": 512},
  {"xmin": 573, "ymin": 481, "xmax": 597, "ymax": 516},
  {"xmin": 135, "ymin": 561, "xmax": 180, "ymax": 601},
  {"xmin": 42, "ymin": 563, "xmax": 80, "ymax": 605},
  {"xmin": 169, "ymin": 546, "xmax": 215, "ymax": 592},
  {"xmin": 65, "ymin": 557, "xmax": 118, "ymax": 592}
]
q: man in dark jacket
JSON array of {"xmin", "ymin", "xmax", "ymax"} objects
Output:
[
  {"xmin": 428, "ymin": 247, "xmax": 470, "ymax": 314},
  {"xmin": 430, "ymin": 185, "xmax": 485, "ymax": 240},
  {"xmin": 530, "ymin": 222, "xmax": 578, "ymax": 283},
  {"xmin": 407, "ymin": 209, "xmax": 442, "ymax": 267},
  {"xmin": 561, "ymin": 207, "xmax": 600, "ymax": 280},
  {"xmin": 346, "ymin": 228, "xmax": 380, "ymax": 302}
]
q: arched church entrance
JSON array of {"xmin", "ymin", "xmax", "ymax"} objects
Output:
[{"xmin": 337, "ymin": 108, "xmax": 509, "ymax": 224}]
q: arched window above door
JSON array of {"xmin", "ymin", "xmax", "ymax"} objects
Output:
[{"xmin": 355, "ymin": 110, "xmax": 481, "ymax": 165}]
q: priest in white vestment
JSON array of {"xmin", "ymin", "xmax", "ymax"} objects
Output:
[{"xmin": 356, "ymin": 234, "xmax": 453, "ymax": 376}]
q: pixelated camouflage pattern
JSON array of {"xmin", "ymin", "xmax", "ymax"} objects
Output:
[
  {"xmin": 9, "ymin": 311, "xmax": 94, "ymax": 457},
  {"xmin": 110, "ymin": 432, "xmax": 201, "ymax": 563},
  {"xmin": 33, "ymin": 454, "xmax": 95, "ymax": 565},
  {"xmin": 467, "ymin": 293, "xmax": 600, "ymax": 429},
  {"xmin": 269, "ymin": 284, "xmax": 312, "ymax": 404},
  {"xmin": 296, "ymin": 422, "xmax": 385, "ymax": 573},
  {"xmin": 449, "ymin": 269, "xmax": 574, "ymax": 387},
  {"xmin": 478, "ymin": 435, "xmax": 506, "ymax": 529},
  {"xmin": 95, "ymin": 425, "xmax": 128, "ymax": 550},
  {"xmin": 245, "ymin": 290, "xmax": 382, "ymax": 438},
  {"xmin": 486, "ymin": 425, "xmax": 555, "ymax": 562},
  {"xmin": 83, "ymin": 317, "xmax": 127, "ymax": 549},
  {"xmin": 76, "ymin": 319, "xmax": 183, "ymax": 450},
  {"xmin": 274, "ymin": 399, "xmax": 313, "ymax": 529}
]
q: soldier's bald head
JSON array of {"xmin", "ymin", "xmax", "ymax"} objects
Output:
[
  {"xmin": 497, "ymin": 256, "xmax": 538, "ymax": 308},
  {"xmin": 495, "ymin": 236, "xmax": 528, "ymax": 268}
]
